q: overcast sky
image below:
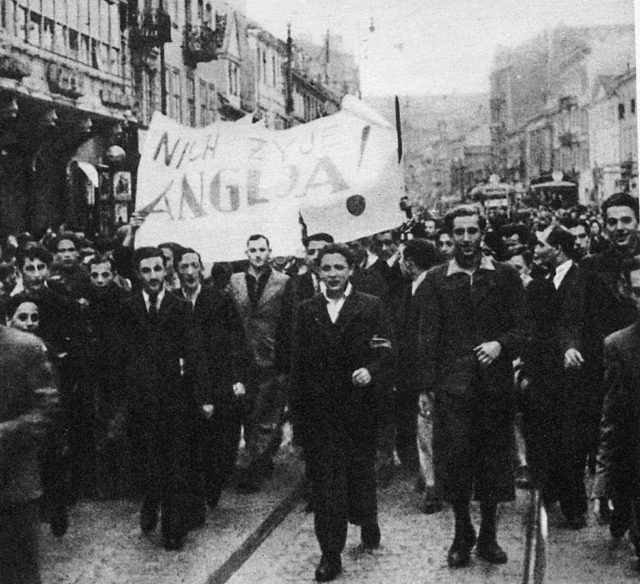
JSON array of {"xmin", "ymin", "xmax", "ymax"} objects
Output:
[{"xmin": 246, "ymin": 0, "xmax": 636, "ymax": 96}]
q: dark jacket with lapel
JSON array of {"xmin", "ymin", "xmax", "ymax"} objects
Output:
[
  {"xmin": 226, "ymin": 270, "xmax": 289, "ymax": 370},
  {"xmin": 291, "ymin": 290, "xmax": 395, "ymax": 436},
  {"xmin": 175, "ymin": 286, "xmax": 249, "ymax": 406},
  {"xmin": 418, "ymin": 260, "xmax": 527, "ymax": 395},
  {"xmin": 121, "ymin": 291, "xmax": 210, "ymax": 422}
]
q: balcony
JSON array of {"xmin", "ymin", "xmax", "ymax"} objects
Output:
[
  {"xmin": 130, "ymin": 8, "xmax": 172, "ymax": 49},
  {"xmin": 183, "ymin": 19, "xmax": 226, "ymax": 65}
]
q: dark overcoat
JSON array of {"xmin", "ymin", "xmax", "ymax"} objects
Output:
[
  {"xmin": 417, "ymin": 259, "xmax": 527, "ymax": 502},
  {"xmin": 120, "ymin": 292, "xmax": 210, "ymax": 497},
  {"xmin": 290, "ymin": 290, "xmax": 394, "ymax": 524},
  {"xmin": 592, "ymin": 321, "xmax": 640, "ymax": 500}
]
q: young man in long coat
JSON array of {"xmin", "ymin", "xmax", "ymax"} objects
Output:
[
  {"xmin": 418, "ymin": 206, "xmax": 527, "ymax": 568},
  {"xmin": 121, "ymin": 247, "xmax": 210, "ymax": 550},
  {"xmin": 291, "ymin": 243, "xmax": 395, "ymax": 582}
]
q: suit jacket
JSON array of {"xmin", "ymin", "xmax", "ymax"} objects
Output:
[
  {"xmin": 592, "ymin": 321, "xmax": 640, "ymax": 498},
  {"xmin": 120, "ymin": 292, "xmax": 210, "ymax": 424},
  {"xmin": 175, "ymin": 286, "xmax": 249, "ymax": 405},
  {"xmin": 276, "ymin": 271, "xmax": 318, "ymax": 374},
  {"xmin": 0, "ymin": 326, "xmax": 59, "ymax": 507},
  {"xmin": 418, "ymin": 259, "xmax": 527, "ymax": 395},
  {"xmin": 290, "ymin": 290, "xmax": 395, "ymax": 436},
  {"xmin": 395, "ymin": 279, "xmax": 427, "ymax": 390},
  {"xmin": 226, "ymin": 269, "xmax": 289, "ymax": 370}
]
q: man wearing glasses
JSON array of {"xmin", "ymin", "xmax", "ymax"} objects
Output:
[{"xmin": 417, "ymin": 205, "xmax": 527, "ymax": 569}]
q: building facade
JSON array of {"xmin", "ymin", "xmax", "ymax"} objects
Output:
[{"xmin": 0, "ymin": 0, "xmax": 136, "ymax": 236}]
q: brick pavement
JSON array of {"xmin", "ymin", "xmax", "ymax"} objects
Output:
[{"xmin": 228, "ymin": 476, "xmax": 639, "ymax": 584}]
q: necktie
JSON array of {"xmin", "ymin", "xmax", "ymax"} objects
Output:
[{"xmin": 148, "ymin": 293, "xmax": 159, "ymax": 324}]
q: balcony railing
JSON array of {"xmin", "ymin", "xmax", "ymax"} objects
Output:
[
  {"xmin": 131, "ymin": 8, "xmax": 172, "ymax": 48},
  {"xmin": 183, "ymin": 19, "xmax": 226, "ymax": 65}
]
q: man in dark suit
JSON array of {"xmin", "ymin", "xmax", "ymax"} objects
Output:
[
  {"xmin": 418, "ymin": 205, "xmax": 527, "ymax": 568},
  {"xmin": 592, "ymin": 260, "xmax": 640, "ymax": 563},
  {"xmin": 0, "ymin": 324, "xmax": 60, "ymax": 584},
  {"xmin": 226, "ymin": 234, "xmax": 289, "ymax": 492},
  {"xmin": 291, "ymin": 243, "xmax": 395, "ymax": 582},
  {"xmin": 122, "ymin": 247, "xmax": 210, "ymax": 550},
  {"xmin": 396, "ymin": 238, "xmax": 443, "ymax": 512},
  {"xmin": 523, "ymin": 229, "xmax": 610, "ymax": 527},
  {"xmin": 174, "ymin": 247, "xmax": 248, "ymax": 519}
]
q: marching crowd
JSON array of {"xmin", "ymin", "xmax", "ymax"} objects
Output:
[{"xmin": 0, "ymin": 190, "xmax": 639, "ymax": 583}]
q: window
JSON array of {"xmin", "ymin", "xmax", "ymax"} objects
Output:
[
  {"xmin": 208, "ymin": 83, "xmax": 216, "ymax": 121},
  {"xmin": 197, "ymin": 0, "xmax": 204, "ymax": 21},
  {"xmin": 199, "ymin": 79, "xmax": 207, "ymax": 126},
  {"xmin": 171, "ymin": 69, "xmax": 182, "ymax": 123},
  {"xmin": 205, "ymin": 3, "xmax": 212, "ymax": 26},
  {"xmin": 619, "ymin": 103, "xmax": 626, "ymax": 120},
  {"xmin": 631, "ymin": 98, "xmax": 636, "ymax": 115},
  {"xmin": 187, "ymin": 74, "xmax": 196, "ymax": 127},
  {"xmin": 12, "ymin": 0, "xmax": 124, "ymax": 74},
  {"xmin": 228, "ymin": 61, "xmax": 239, "ymax": 96},
  {"xmin": 272, "ymin": 55, "xmax": 276, "ymax": 87}
]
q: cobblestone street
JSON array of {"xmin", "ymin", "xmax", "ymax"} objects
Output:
[{"xmin": 40, "ymin": 437, "xmax": 639, "ymax": 584}]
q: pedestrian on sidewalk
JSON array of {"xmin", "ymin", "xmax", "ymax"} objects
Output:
[
  {"xmin": 290, "ymin": 243, "xmax": 395, "ymax": 582},
  {"xmin": 417, "ymin": 205, "xmax": 528, "ymax": 568}
]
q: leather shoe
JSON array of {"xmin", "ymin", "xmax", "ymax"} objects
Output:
[
  {"xmin": 360, "ymin": 522, "xmax": 381, "ymax": 550},
  {"xmin": 447, "ymin": 545, "xmax": 471, "ymax": 568},
  {"xmin": 476, "ymin": 540, "xmax": 508, "ymax": 564},
  {"xmin": 140, "ymin": 499, "xmax": 159, "ymax": 534},
  {"xmin": 315, "ymin": 554, "xmax": 342, "ymax": 582},
  {"xmin": 447, "ymin": 531, "xmax": 476, "ymax": 568}
]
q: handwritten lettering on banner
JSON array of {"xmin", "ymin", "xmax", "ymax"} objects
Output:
[{"xmin": 135, "ymin": 100, "xmax": 404, "ymax": 261}]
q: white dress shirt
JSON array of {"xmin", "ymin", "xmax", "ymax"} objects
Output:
[
  {"xmin": 142, "ymin": 288, "xmax": 165, "ymax": 313},
  {"xmin": 321, "ymin": 281, "xmax": 353, "ymax": 324}
]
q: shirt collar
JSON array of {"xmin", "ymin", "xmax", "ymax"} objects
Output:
[
  {"xmin": 142, "ymin": 288, "xmax": 165, "ymax": 307},
  {"xmin": 446, "ymin": 255, "xmax": 495, "ymax": 277},
  {"xmin": 182, "ymin": 283, "xmax": 202, "ymax": 304},
  {"xmin": 411, "ymin": 270, "xmax": 428, "ymax": 293},
  {"xmin": 553, "ymin": 259, "xmax": 573, "ymax": 285},
  {"xmin": 320, "ymin": 281, "xmax": 353, "ymax": 302},
  {"xmin": 246, "ymin": 266, "xmax": 272, "ymax": 280}
]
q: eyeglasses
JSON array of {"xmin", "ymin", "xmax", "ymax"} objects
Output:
[
  {"xmin": 15, "ymin": 312, "xmax": 39, "ymax": 323},
  {"xmin": 606, "ymin": 216, "xmax": 635, "ymax": 227},
  {"xmin": 452, "ymin": 227, "xmax": 480, "ymax": 236}
]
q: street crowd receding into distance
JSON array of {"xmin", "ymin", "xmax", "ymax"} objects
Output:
[{"xmin": 1, "ymin": 191, "xmax": 640, "ymax": 583}]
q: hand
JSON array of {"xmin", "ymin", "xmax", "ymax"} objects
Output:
[
  {"xmin": 129, "ymin": 212, "xmax": 146, "ymax": 230},
  {"xmin": 202, "ymin": 404, "xmax": 214, "ymax": 418},
  {"xmin": 352, "ymin": 368, "xmax": 372, "ymax": 387},
  {"xmin": 232, "ymin": 382, "xmax": 246, "ymax": 397},
  {"xmin": 593, "ymin": 497, "xmax": 612, "ymax": 525},
  {"xmin": 474, "ymin": 341, "xmax": 502, "ymax": 368},
  {"xmin": 564, "ymin": 348, "xmax": 584, "ymax": 369},
  {"xmin": 418, "ymin": 392, "xmax": 434, "ymax": 418}
]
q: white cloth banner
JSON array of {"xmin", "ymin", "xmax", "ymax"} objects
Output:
[{"xmin": 135, "ymin": 96, "xmax": 405, "ymax": 261}]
